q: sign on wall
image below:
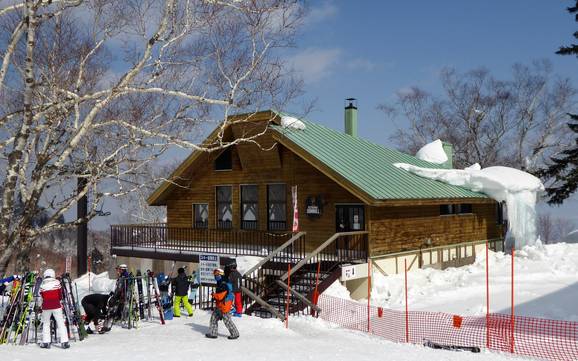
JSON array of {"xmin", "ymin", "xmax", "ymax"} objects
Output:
[
  {"xmin": 199, "ymin": 253, "xmax": 220, "ymax": 285},
  {"xmin": 340, "ymin": 263, "xmax": 368, "ymax": 281},
  {"xmin": 305, "ymin": 195, "xmax": 323, "ymax": 217}
]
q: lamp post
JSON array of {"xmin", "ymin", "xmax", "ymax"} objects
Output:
[{"xmin": 77, "ymin": 176, "xmax": 88, "ymax": 277}]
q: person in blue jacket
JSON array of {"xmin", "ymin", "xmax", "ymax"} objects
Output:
[{"xmin": 0, "ymin": 275, "xmax": 19, "ymax": 294}]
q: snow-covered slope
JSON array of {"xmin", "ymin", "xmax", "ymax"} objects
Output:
[
  {"xmin": 364, "ymin": 243, "xmax": 578, "ymax": 321},
  {"xmin": 2, "ymin": 310, "xmax": 526, "ymax": 361}
]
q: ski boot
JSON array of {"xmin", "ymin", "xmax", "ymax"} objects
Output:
[
  {"xmin": 228, "ymin": 335, "xmax": 239, "ymax": 340},
  {"xmin": 39, "ymin": 343, "xmax": 50, "ymax": 349},
  {"xmin": 62, "ymin": 342, "xmax": 70, "ymax": 349},
  {"xmin": 205, "ymin": 333, "xmax": 217, "ymax": 339}
]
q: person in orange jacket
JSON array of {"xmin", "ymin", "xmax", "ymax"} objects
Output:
[{"xmin": 205, "ymin": 268, "xmax": 239, "ymax": 339}]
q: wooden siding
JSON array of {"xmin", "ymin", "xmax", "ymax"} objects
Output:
[
  {"xmin": 165, "ymin": 131, "xmax": 362, "ymax": 250},
  {"xmin": 368, "ymin": 203, "xmax": 503, "ymax": 257}
]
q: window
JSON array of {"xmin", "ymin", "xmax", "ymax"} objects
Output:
[
  {"xmin": 267, "ymin": 184, "xmax": 286, "ymax": 231},
  {"xmin": 214, "ymin": 148, "xmax": 232, "ymax": 171},
  {"xmin": 241, "ymin": 185, "xmax": 258, "ymax": 230},
  {"xmin": 497, "ymin": 201, "xmax": 506, "ymax": 225},
  {"xmin": 192, "ymin": 204, "xmax": 209, "ymax": 229},
  {"xmin": 440, "ymin": 204, "xmax": 473, "ymax": 215},
  {"xmin": 336, "ymin": 205, "xmax": 365, "ymax": 232},
  {"xmin": 216, "ymin": 186, "xmax": 232, "ymax": 229}
]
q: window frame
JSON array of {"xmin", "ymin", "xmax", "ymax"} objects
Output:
[
  {"xmin": 192, "ymin": 203, "xmax": 209, "ymax": 229},
  {"xmin": 214, "ymin": 147, "xmax": 233, "ymax": 171},
  {"xmin": 240, "ymin": 184, "xmax": 259, "ymax": 230},
  {"xmin": 439, "ymin": 203, "xmax": 473, "ymax": 216},
  {"xmin": 267, "ymin": 183, "xmax": 287, "ymax": 231},
  {"xmin": 215, "ymin": 185, "xmax": 233, "ymax": 229}
]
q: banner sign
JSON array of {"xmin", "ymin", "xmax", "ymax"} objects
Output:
[
  {"xmin": 199, "ymin": 253, "xmax": 220, "ymax": 285},
  {"xmin": 65, "ymin": 255, "xmax": 72, "ymax": 274},
  {"xmin": 292, "ymin": 185, "xmax": 299, "ymax": 232}
]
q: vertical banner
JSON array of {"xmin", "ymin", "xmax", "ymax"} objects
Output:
[
  {"xmin": 291, "ymin": 185, "xmax": 299, "ymax": 232},
  {"xmin": 65, "ymin": 255, "xmax": 72, "ymax": 274}
]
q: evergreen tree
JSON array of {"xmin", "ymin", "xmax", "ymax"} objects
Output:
[{"xmin": 540, "ymin": 1, "xmax": 578, "ymax": 204}]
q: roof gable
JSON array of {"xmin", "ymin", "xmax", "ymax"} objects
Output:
[{"xmin": 147, "ymin": 110, "xmax": 488, "ymax": 206}]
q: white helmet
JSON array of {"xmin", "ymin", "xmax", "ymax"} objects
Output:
[
  {"xmin": 117, "ymin": 264, "xmax": 127, "ymax": 270},
  {"xmin": 43, "ymin": 269, "xmax": 55, "ymax": 278}
]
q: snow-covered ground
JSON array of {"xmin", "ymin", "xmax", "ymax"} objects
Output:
[
  {"xmin": 327, "ymin": 243, "xmax": 578, "ymax": 322},
  {"xmin": 1, "ymin": 309, "xmax": 527, "ymax": 361}
]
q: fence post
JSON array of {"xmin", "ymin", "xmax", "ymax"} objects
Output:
[
  {"xmin": 511, "ymin": 247, "xmax": 515, "ymax": 354},
  {"xmin": 486, "ymin": 240, "xmax": 490, "ymax": 349},
  {"xmin": 285, "ymin": 264, "xmax": 291, "ymax": 329},
  {"xmin": 367, "ymin": 259, "xmax": 371, "ymax": 333},
  {"xmin": 88, "ymin": 255, "xmax": 92, "ymax": 292},
  {"xmin": 404, "ymin": 258, "xmax": 409, "ymax": 343},
  {"xmin": 312, "ymin": 262, "xmax": 321, "ymax": 317}
]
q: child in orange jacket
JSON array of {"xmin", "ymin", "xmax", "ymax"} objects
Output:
[{"xmin": 205, "ymin": 269, "xmax": 239, "ymax": 339}]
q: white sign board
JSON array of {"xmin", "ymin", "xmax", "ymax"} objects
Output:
[
  {"xmin": 199, "ymin": 254, "xmax": 220, "ymax": 285},
  {"xmin": 340, "ymin": 263, "xmax": 368, "ymax": 281},
  {"xmin": 65, "ymin": 255, "xmax": 72, "ymax": 274}
]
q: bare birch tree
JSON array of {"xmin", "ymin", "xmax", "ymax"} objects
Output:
[
  {"xmin": 0, "ymin": 0, "xmax": 304, "ymax": 272},
  {"xmin": 379, "ymin": 61, "xmax": 577, "ymax": 172}
]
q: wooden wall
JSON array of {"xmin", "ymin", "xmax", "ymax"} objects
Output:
[
  {"xmin": 368, "ymin": 203, "xmax": 503, "ymax": 257},
  {"xmin": 165, "ymin": 131, "xmax": 361, "ymax": 250}
]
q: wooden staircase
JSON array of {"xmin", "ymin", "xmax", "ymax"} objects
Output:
[{"xmin": 241, "ymin": 231, "xmax": 368, "ymax": 319}]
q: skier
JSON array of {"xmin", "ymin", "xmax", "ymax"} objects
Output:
[
  {"xmin": 0, "ymin": 274, "xmax": 19, "ymax": 295},
  {"xmin": 205, "ymin": 268, "xmax": 239, "ymax": 340},
  {"xmin": 187, "ymin": 269, "xmax": 200, "ymax": 304},
  {"xmin": 81, "ymin": 293, "xmax": 112, "ymax": 334},
  {"xmin": 39, "ymin": 269, "xmax": 69, "ymax": 349},
  {"xmin": 226, "ymin": 262, "xmax": 243, "ymax": 317},
  {"xmin": 172, "ymin": 267, "xmax": 194, "ymax": 317}
]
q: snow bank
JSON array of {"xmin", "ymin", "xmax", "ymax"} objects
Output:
[
  {"xmin": 324, "ymin": 280, "xmax": 352, "ymax": 299},
  {"xmin": 394, "ymin": 163, "xmax": 544, "ymax": 249},
  {"xmin": 366, "ymin": 243, "xmax": 578, "ymax": 321},
  {"xmin": 235, "ymin": 256, "xmax": 263, "ymax": 275},
  {"xmin": 74, "ymin": 272, "xmax": 116, "ymax": 313},
  {"xmin": 415, "ymin": 139, "xmax": 448, "ymax": 164},
  {"xmin": 280, "ymin": 115, "xmax": 306, "ymax": 130}
]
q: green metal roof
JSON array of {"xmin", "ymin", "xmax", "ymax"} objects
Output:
[{"xmin": 271, "ymin": 117, "xmax": 487, "ymax": 201}]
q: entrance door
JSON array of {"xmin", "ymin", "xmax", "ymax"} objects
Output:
[{"xmin": 335, "ymin": 205, "xmax": 365, "ymax": 232}]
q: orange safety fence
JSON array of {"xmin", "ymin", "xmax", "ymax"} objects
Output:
[{"xmin": 317, "ymin": 294, "xmax": 578, "ymax": 361}]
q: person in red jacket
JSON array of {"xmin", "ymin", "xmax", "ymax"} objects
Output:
[{"xmin": 39, "ymin": 269, "xmax": 69, "ymax": 349}]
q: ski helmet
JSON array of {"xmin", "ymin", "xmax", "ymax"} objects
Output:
[
  {"xmin": 43, "ymin": 269, "xmax": 56, "ymax": 278},
  {"xmin": 213, "ymin": 268, "xmax": 224, "ymax": 276},
  {"xmin": 117, "ymin": 264, "xmax": 127, "ymax": 270}
]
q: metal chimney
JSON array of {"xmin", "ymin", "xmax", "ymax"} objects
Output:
[{"xmin": 344, "ymin": 98, "xmax": 358, "ymax": 137}]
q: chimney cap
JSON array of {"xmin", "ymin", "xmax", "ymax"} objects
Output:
[{"xmin": 345, "ymin": 98, "xmax": 357, "ymax": 109}]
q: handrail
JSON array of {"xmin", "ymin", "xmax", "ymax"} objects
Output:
[
  {"xmin": 275, "ymin": 280, "xmax": 321, "ymax": 312},
  {"xmin": 279, "ymin": 231, "xmax": 368, "ymax": 281},
  {"xmin": 243, "ymin": 231, "xmax": 306, "ymax": 276},
  {"xmin": 240, "ymin": 286, "xmax": 285, "ymax": 320}
]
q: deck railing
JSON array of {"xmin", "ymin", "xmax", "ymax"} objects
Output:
[{"xmin": 110, "ymin": 224, "xmax": 292, "ymax": 257}]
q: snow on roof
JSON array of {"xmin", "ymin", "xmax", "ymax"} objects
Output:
[
  {"xmin": 280, "ymin": 115, "xmax": 306, "ymax": 130},
  {"xmin": 415, "ymin": 139, "xmax": 448, "ymax": 164},
  {"xmin": 393, "ymin": 163, "xmax": 545, "ymax": 249}
]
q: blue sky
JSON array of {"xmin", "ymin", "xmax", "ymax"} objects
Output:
[
  {"xmin": 92, "ymin": 1, "xmax": 578, "ymax": 229},
  {"xmin": 280, "ymin": 0, "xmax": 578, "ymax": 223}
]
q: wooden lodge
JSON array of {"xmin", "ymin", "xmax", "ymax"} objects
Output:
[{"xmin": 110, "ymin": 102, "xmax": 505, "ymax": 317}]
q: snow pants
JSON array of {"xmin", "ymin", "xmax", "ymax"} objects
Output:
[
  {"xmin": 208, "ymin": 309, "xmax": 239, "ymax": 338},
  {"xmin": 42, "ymin": 308, "xmax": 69, "ymax": 344},
  {"xmin": 234, "ymin": 291, "xmax": 242, "ymax": 314},
  {"xmin": 173, "ymin": 295, "xmax": 193, "ymax": 317}
]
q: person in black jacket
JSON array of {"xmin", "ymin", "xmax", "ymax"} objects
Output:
[
  {"xmin": 81, "ymin": 293, "xmax": 112, "ymax": 334},
  {"xmin": 172, "ymin": 267, "xmax": 193, "ymax": 317},
  {"xmin": 225, "ymin": 262, "xmax": 243, "ymax": 317}
]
